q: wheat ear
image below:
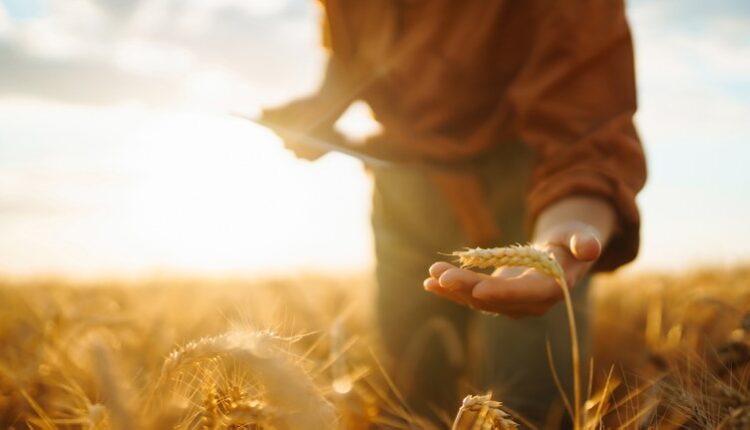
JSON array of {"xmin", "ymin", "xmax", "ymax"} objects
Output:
[
  {"xmin": 155, "ymin": 330, "xmax": 338, "ymax": 429},
  {"xmin": 452, "ymin": 394, "xmax": 518, "ymax": 430},
  {"xmin": 453, "ymin": 245, "xmax": 564, "ymax": 279},
  {"xmin": 452, "ymin": 244, "xmax": 581, "ymax": 429}
]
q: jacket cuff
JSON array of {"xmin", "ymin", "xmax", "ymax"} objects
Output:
[{"xmin": 526, "ymin": 168, "xmax": 641, "ymax": 272}]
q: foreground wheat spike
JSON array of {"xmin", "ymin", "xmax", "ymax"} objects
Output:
[
  {"xmin": 452, "ymin": 394, "xmax": 518, "ymax": 430},
  {"xmin": 452, "ymin": 244, "xmax": 581, "ymax": 429},
  {"xmin": 452, "ymin": 245, "xmax": 564, "ymax": 281},
  {"xmin": 156, "ymin": 330, "xmax": 337, "ymax": 430}
]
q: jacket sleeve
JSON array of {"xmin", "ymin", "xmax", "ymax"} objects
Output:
[{"xmin": 509, "ymin": 0, "xmax": 647, "ymax": 271}]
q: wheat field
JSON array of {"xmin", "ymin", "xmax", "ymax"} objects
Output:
[{"xmin": 1, "ymin": 263, "xmax": 749, "ymax": 429}]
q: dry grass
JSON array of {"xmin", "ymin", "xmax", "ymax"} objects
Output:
[
  {"xmin": 0, "ymin": 276, "xmax": 392, "ymax": 429},
  {"xmin": 592, "ymin": 265, "xmax": 750, "ymax": 429},
  {"xmin": 0, "ymin": 264, "xmax": 749, "ymax": 429}
]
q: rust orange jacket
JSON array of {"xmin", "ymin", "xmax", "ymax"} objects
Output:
[{"xmin": 305, "ymin": 0, "xmax": 647, "ymax": 271}]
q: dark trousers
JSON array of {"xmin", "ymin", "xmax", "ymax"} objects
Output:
[{"xmin": 371, "ymin": 142, "xmax": 590, "ymax": 426}]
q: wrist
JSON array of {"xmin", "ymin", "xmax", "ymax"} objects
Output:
[{"xmin": 532, "ymin": 196, "xmax": 616, "ymax": 247}]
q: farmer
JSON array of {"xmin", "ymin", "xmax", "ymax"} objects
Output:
[{"xmin": 261, "ymin": 0, "xmax": 647, "ymax": 425}]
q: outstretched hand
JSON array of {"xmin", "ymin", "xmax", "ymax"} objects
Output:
[{"xmin": 423, "ymin": 223, "xmax": 603, "ymax": 319}]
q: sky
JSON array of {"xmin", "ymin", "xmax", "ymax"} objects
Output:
[{"xmin": 0, "ymin": 0, "xmax": 749, "ymax": 278}]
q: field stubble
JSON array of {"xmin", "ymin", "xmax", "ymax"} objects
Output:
[{"xmin": 1, "ymin": 264, "xmax": 749, "ymax": 429}]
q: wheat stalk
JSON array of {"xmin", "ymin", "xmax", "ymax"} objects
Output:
[
  {"xmin": 452, "ymin": 394, "xmax": 518, "ymax": 430},
  {"xmin": 452, "ymin": 244, "xmax": 581, "ymax": 429},
  {"xmin": 90, "ymin": 339, "xmax": 136, "ymax": 430}
]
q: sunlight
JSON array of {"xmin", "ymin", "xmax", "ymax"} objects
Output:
[
  {"xmin": 0, "ymin": 102, "xmax": 374, "ymax": 278},
  {"xmin": 334, "ymin": 101, "xmax": 383, "ymax": 144},
  {"xmin": 118, "ymin": 111, "xmax": 374, "ymax": 274},
  {"xmin": 116, "ymin": 114, "xmax": 376, "ymax": 271}
]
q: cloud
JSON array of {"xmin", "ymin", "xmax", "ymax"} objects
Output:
[
  {"xmin": 622, "ymin": 1, "xmax": 750, "ymax": 270},
  {"xmin": 627, "ymin": 1, "xmax": 750, "ymax": 148},
  {"xmin": 628, "ymin": 0, "xmax": 750, "ymax": 85},
  {"xmin": 2, "ymin": 0, "xmax": 750, "ymax": 275},
  {"xmin": 0, "ymin": 46, "xmax": 183, "ymax": 104},
  {"xmin": 629, "ymin": 0, "xmax": 750, "ymax": 23},
  {"xmin": 0, "ymin": 0, "xmax": 324, "ymax": 107},
  {"xmin": 0, "ymin": 3, "xmax": 9, "ymax": 34}
]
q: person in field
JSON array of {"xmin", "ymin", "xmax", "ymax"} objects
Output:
[{"xmin": 261, "ymin": 0, "xmax": 647, "ymax": 425}]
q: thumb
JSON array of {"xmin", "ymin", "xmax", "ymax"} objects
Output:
[{"xmin": 569, "ymin": 228, "xmax": 602, "ymax": 262}]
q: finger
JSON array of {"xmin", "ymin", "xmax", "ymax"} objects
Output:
[
  {"xmin": 424, "ymin": 278, "xmax": 476, "ymax": 308},
  {"xmin": 569, "ymin": 229, "xmax": 602, "ymax": 262},
  {"xmin": 429, "ymin": 261, "xmax": 457, "ymax": 279},
  {"xmin": 423, "ymin": 277, "xmax": 440, "ymax": 291},
  {"xmin": 282, "ymin": 139, "xmax": 325, "ymax": 161},
  {"xmin": 540, "ymin": 223, "xmax": 601, "ymax": 261},
  {"xmin": 438, "ymin": 267, "xmax": 488, "ymax": 292},
  {"xmin": 426, "ymin": 275, "xmax": 487, "ymax": 309},
  {"xmin": 471, "ymin": 270, "xmax": 565, "ymax": 304}
]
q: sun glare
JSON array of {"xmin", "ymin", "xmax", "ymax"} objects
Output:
[
  {"xmin": 120, "ymin": 112, "xmax": 374, "ymax": 275},
  {"xmin": 0, "ymin": 102, "xmax": 375, "ymax": 279}
]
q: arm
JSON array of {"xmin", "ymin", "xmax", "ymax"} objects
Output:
[
  {"xmin": 260, "ymin": 57, "xmax": 357, "ymax": 160},
  {"xmin": 517, "ymin": 0, "xmax": 647, "ymax": 272},
  {"xmin": 424, "ymin": 0, "xmax": 646, "ymax": 318}
]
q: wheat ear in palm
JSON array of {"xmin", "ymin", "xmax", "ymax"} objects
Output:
[{"xmin": 452, "ymin": 244, "xmax": 581, "ymax": 430}]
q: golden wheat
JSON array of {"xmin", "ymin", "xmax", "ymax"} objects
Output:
[
  {"xmin": 452, "ymin": 245, "xmax": 564, "ymax": 281},
  {"xmin": 451, "ymin": 394, "xmax": 518, "ymax": 430},
  {"xmin": 3, "ymin": 267, "xmax": 750, "ymax": 429},
  {"xmin": 452, "ymin": 244, "xmax": 581, "ymax": 429},
  {"xmin": 157, "ymin": 329, "xmax": 338, "ymax": 429}
]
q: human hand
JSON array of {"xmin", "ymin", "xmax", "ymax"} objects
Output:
[
  {"xmin": 260, "ymin": 99, "xmax": 334, "ymax": 161},
  {"xmin": 423, "ymin": 223, "xmax": 603, "ymax": 319}
]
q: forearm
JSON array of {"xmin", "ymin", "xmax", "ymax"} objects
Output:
[{"xmin": 532, "ymin": 196, "xmax": 616, "ymax": 247}]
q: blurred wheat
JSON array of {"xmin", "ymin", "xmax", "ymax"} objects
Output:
[{"xmin": 0, "ymin": 265, "xmax": 749, "ymax": 429}]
